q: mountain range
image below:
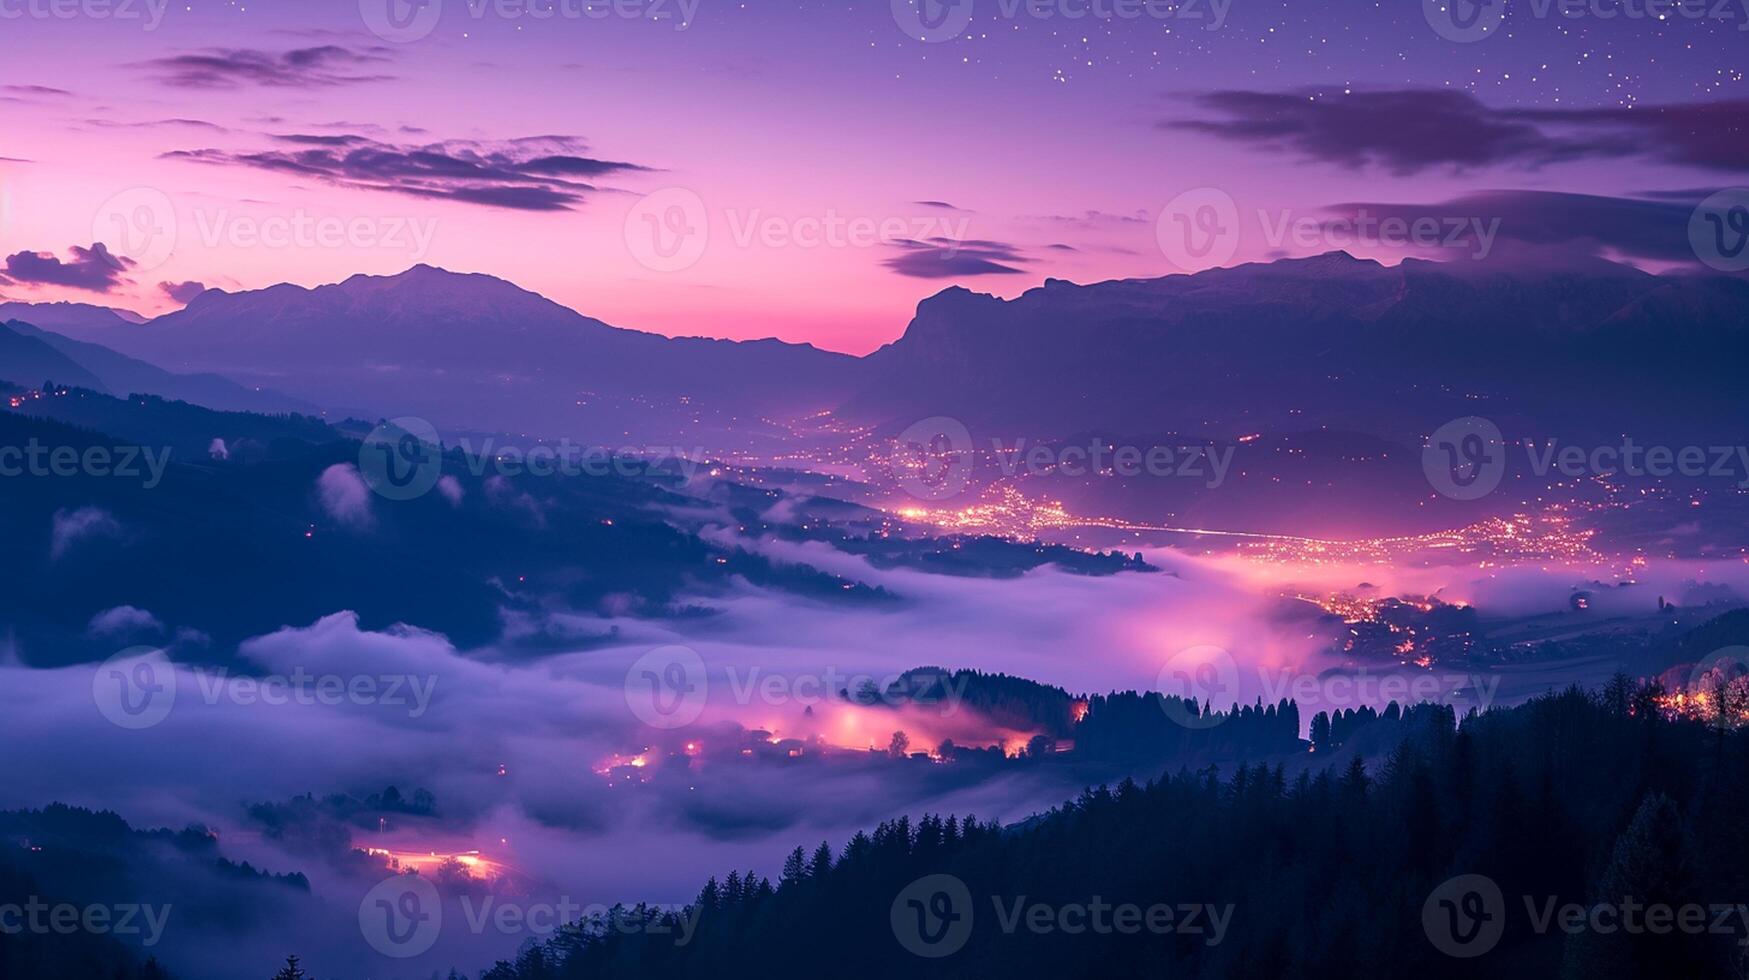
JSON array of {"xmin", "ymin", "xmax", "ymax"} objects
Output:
[
  {"xmin": 10, "ymin": 266, "xmax": 859, "ymax": 443},
  {"xmin": 851, "ymin": 251, "xmax": 1749, "ymax": 443},
  {"xmin": 7, "ymin": 253, "xmax": 1748, "ymax": 449}
]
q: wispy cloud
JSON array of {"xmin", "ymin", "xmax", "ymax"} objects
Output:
[
  {"xmin": 1168, "ymin": 89, "xmax": 1749, "ymax": 175},
  {"xmin": 164, "ymin": 134, "xmax": 652, "ymax": 213},
  {"xmin": 882, "ymin": 238, "xmax": 1031, "ymax": 278},
  {"xmin": 1320, "ymin": 190, "xmax": 1708, "ymax": 266},
  {"xmin": 160, "ymin": 280, "xmax": 209, "ymax": 304},
  {"xmin": 1, "ymin": 84, "xmax": 73, "ymax": 99},
  {"xmin": 138, "ymin": 45, "xmax": 396, "ymax": 90}
]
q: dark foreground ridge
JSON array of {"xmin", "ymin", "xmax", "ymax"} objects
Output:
[{"xmin": 462, "ymin": 681, "xmax": 1748, "ymax": 980}]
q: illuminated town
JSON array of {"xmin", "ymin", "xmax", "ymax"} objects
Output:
[
  {"xmin": 362, "ymin": 847, "xmax": 509, "ymax": 882},
  {"xmin": 1656, "ymin": 666, "xmax": 1749, "ymax": 729},
  {"xmin": 883, "ymin": 485, "xmax": 1608, "ymax": 569}
]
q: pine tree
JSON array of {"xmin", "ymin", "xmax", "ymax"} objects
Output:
[
  {"xmin": 780, "ymin": 846, "xmax": 807, "ymax": 887},
  {"xmin": 271, "ymin": 955, "xmax": 307, "ymax": 980}
]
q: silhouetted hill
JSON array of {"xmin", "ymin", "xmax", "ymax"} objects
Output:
[
  {"xmin": 0, "ymin": 323, "xmax": 106, "ymax": 392},
  {"xmin": 0, "ymin": 299, "xmax": 147, "ymax": 330},
  {"xmin": 54, "ymin": 265, "xmax": 860, "ymax": 443},
  {"xmin": 848, "ymin": 252, "xmax": 1749, "ymax": 444},
  {"xmin": 2, "ymin": 320, "xmax": 312, "ymax": 414},
  {"xmin": 9, "ymin": 385, "xmax": 339, "ymax": 461},
  {"xmin": 471, "ymin": 685, "xmax": 1749, "ymax": 980}
]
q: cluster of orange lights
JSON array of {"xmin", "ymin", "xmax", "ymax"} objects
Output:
[
  {"xmin": 1237, "ymin": 513, "xmax": 1602, "ymax": 567},
  {"xmin": 588, "ymin": 716, "xmax": 1054, "ymax": 783},
  {"xmin": 1656, "ymin": 680, "xmax": 1749, "ymax": 727},
  {"xmin": 892, "ymin": 486, "xmax": 1078, "ymax": 539},
  {"xmin": 364, "ymin": 847, "xmax": 506, "ymax": 880}
]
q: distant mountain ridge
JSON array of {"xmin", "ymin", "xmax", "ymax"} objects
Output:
[
  {"xmin": 0, "ymin": 299, "xmax": 146, "ymax": 329},
  {"xmin": 0, "ymin": 322, "xmax": 107, "ymax": 392},
  {"xmin": 850, "ymin": 251, "xmax": 1749, "ymax": 442},
  {"xmin": 20, "ymin": 255, "xmax": 1749, "ymax": 447},
  {"xmin": 0, "ymin": 320, "xmax": 313, "ymax": 414},
  {"xmin": 53, "ymin": 264, "xmax": 860, "ymax": 442}
]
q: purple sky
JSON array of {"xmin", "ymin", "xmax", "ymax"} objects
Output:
[{"xmin": 1, "ymin": 0, "xmax": 1744, "ymax": 351}]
